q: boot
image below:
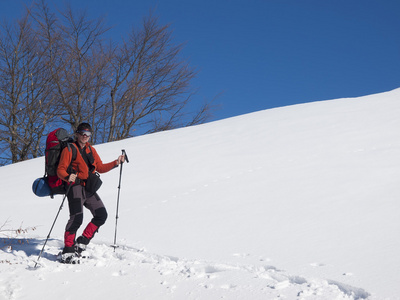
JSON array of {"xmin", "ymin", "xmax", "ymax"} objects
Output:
[
  {"xmin": 60, "ymin": 246, "xmax": 80, "ymax": 264},
  {"xmin": 75, "ymin": 235, "xmax": 90, "ymax": 254}
]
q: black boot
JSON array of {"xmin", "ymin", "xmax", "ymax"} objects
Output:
[
  {"xmin": 75, "ymin": 235, "xmax": 90, "ymax": 254},
  {"xmin": 60, "ymin": 246, "xmax": 80, "ymax": 264}
]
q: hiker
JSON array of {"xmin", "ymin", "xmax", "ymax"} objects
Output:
[{"xmin": 57, "ymin": 122, "xmax": 125, "ymax": 263}]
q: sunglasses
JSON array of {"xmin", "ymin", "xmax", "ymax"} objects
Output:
[{"xmin": 77, "ymin": 130, "xmax": 92, "ymax": 137}]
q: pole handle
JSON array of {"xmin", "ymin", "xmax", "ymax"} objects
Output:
[{"xmin": 122, "ymin": 149, "xmax": 129, "ymax": 163}]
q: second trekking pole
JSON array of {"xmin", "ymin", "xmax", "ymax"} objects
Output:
[{"xmin": 112, "ymin": 149, "xmax": 129, "ymax": 251}]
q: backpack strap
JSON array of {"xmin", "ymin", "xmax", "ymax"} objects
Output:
[
  {"xmin": 86, "ymin": 145, "xmax": 95, "ymax": 172},
  {"xmin": 66, "ymin": 143, "xmax": 78, "ymax": 174},
  {"xmin": 74, "ymin": 142, "xmax": 96, "ymax": 172},
  {"xmin": 68, "ymin": 143, "xmax": 77, "ymax": 161}
]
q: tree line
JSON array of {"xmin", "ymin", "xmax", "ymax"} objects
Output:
[{"xmin": 0, "ymin": 1, "xmax": 212, "ymax": 165}]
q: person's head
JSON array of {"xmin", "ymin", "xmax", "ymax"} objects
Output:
[
  {"xmin": 76, "ymin": 122, "xmax": 92, "ymax": 134},
  {"xmin": 75, "ymin": 122, "xmax": 92, "ymax": 145}
]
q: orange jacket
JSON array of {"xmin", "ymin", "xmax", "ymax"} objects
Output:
[{"xmin": 57, "ymin": 142, "xmax": 117, "ymax": 182}]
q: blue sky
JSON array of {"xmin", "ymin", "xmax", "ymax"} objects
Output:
[{"xmin": 2, "ymin": 0, "xmax": 400, "ymax": 122}]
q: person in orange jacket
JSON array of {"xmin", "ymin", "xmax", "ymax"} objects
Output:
[{"xmin": 57, "ymin": 122, "xmax": 125, "ymax": 263}]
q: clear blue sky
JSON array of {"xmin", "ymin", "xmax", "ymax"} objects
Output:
[{"xmin": 2, "ymin": 0, "xmax": 400, "ymax": 122}]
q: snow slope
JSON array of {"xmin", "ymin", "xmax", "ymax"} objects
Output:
[{"xmin": 1, "ymin": 88, "xmax": 400, "ymax": 299}]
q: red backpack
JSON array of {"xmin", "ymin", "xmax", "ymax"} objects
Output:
[{"xmin": 45, "ymin": 128, "xmax": 77, "ymax": 197}]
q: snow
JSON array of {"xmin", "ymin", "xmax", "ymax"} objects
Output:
[{"xmin": 1, "ymin": 88, "xmax": 400, "ymax": 299}]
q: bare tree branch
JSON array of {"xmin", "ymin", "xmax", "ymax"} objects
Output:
[{"xmin": 0, "ymin": 3, "xmax": 215, "ymax": 165}]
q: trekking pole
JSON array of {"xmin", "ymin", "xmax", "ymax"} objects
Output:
[
  {"xmin": 34, "ymin": 183, "xmax": 73, "ymax": 268},
  {"xmin": 112, "ymin": 149, "xmax": 129, "ymax": 251}
]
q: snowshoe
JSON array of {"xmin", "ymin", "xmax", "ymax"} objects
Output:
[
  {"xmin": 59, "ymin": 246, "xmax": 80, "ymax": 264},
  {"xmin": 59, "ymin": 252, "xmax": 80, "ymax": 264}
]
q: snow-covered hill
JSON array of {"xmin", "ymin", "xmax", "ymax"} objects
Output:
[{"xmin": 1, "ymin": 89, "xmax": 400, "ymax": 299}]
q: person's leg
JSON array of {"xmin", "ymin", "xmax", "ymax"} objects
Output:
[
  {"xmin": 76, "ymin": 193, "xmax": 108, "ymax": 252},
  {"xmin": 61, "ymin": 185, "xmax": 85, "ymax": 263},
  {"xmin": 64, "ymin": 185, "xmax": 85, "ymax": 247}
]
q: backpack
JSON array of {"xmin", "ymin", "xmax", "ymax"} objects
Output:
[
  {"xmin": 32, "ymin": 128, "xmax": 98, "ymax": 198},
  {"xmin": 44, "ymin": 128, "xmax": 77, "ymax": 197}
]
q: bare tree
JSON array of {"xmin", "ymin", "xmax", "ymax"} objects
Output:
[
  {"xmin": 0, "ymin": 2, "xmax": 214, "ymax": 165},
  {"xmin": 48, "ymin": 3, "xmax": 111, "ymax": 131},
  {"xmin": 105, "ymin": 14, "xmax": 202, "ymax": 142},
  {"xmin": 0, "ymin": 7, "xmax": 59, "ymax": 164}
]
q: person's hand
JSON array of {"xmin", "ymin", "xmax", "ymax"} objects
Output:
[
  {"xmin": 117, "ymin": 155, "xmax": 125, "ymax": 165},
  {"xmin": 69, "ymin": 173, "xmax": 77, "ymax": 182}
]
